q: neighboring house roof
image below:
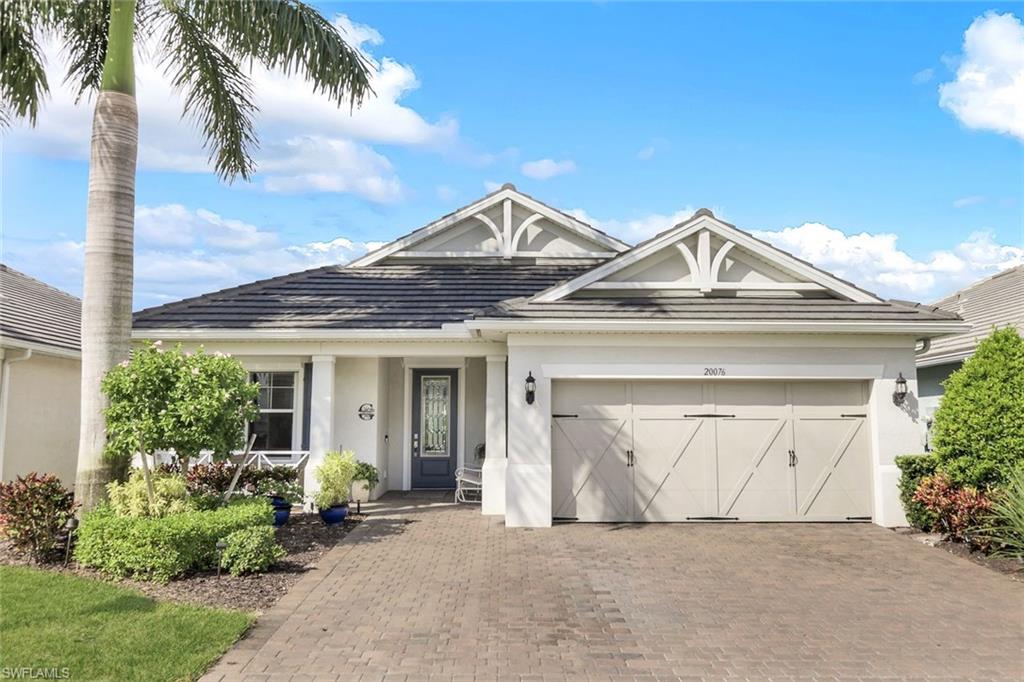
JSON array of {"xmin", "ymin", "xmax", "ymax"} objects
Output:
[
  {"xmin": 133, "ymin": 263, "xmax": 596, "ymax": 331},
  {"xmin": 0, "ymin": 264, "xmax": 81, "ymax": 355},
  {"xmin": 916, "ymin": 265, "xmax": 1024, "ymax": 368}
]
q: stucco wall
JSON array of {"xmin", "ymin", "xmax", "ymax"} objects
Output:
[
  {"xmin": 333, "ymin": 358, "xmax": 382, "ymax": 467},
  {"xmin": 385, "ymin": 358, "xmax": 405, "ymax": 490},
  {"xmin": 464, "ymin": 357, "xmax": 487, "ymax": 465},
  {"xmin": 1, "ymin": 352, "xmax": 80, "ymax": 485},
  {"xmin": 504, "ymin": 333, "xmax": 923, "ymax": 528}
]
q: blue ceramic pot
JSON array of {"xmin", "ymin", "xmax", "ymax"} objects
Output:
[
  {"xmin": 319, "ymin": 504, "xmax": 349, "ymax": 525},
  {"xmin": 273, "ymin": 506, "xmax": 291, "ymax": 527}
]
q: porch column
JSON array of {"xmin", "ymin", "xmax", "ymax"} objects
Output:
[
  {"xmin": 482, "ymin": 355, "xmax": 507, "ymax": 515},
  {"xmin": 304, "ymin": 355, "xmax": 335, "ymax": 505}
]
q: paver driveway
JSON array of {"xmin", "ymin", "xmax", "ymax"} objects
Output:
[{"xmin": 204, "ymin": 493, "xmax": 1023, "ymax": 681}]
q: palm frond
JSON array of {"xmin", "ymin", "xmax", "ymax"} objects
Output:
[
  {"xmin": 55, "ymin": 0, "xmax": 111, "ymax": 103},
  {"xmin": 174, "ymin": 0, "xmax": 373, "ymax": 109},
  {"xmin": 0, "ymin": 0, "xmax": 50, "ymax": 126},
  {"xmin": 158, "ymin": 6, "xmax": 257, "ymax": 180}
]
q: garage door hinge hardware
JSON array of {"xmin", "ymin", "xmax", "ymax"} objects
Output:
[
  {"xmin": 552, "ymin": 413, "xmax": 578, "ymax": 419},
  {"xmin": 683, "ymin": 413, "xmax": 736, "ymax": 418},
  {"xmin": 841, "ymin": 413, "xmax": 867, "ymax": 418},
  {"xmin": 845, "ymin": 516, "xmax": 871, "ymax": 521},
  {"xmin": 687, "ymin": 516, "xmax": 739, "ymax": 521}
]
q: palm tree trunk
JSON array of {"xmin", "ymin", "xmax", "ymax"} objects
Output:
[{"xmin": 75, "ymin": 0, "xmax": 137, "ymax": 510}]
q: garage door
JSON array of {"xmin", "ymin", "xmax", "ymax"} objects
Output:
[{"xmin": 551, "ymin": 380, "xmax": 872, "ymax": 522}]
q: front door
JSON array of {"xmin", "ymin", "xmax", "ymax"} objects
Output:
[{"xmin": 411, "ymin": 369, "xmax": 458, "ymax": 488}]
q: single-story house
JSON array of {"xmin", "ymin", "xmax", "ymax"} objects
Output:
[
  {"xmin": 0, "ymin": 264, "xmax": 82, "ymax": 485},
  {"xmin": 133, "ymin": 185, "xmax": 966, "ymax": 527},
  {"xmin": 916, "ymin": 265, "xmax": 1023, "ymax": 448}
]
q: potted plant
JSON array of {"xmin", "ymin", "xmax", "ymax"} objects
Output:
[
  {"xmin": 256, "ymin": 478, "xmax": 302, "ymax": 526},
  {"xmin": 314, "ymin": 450, "xmax": 357, "ymax": 525},
  {"xmin": 351, "ymin": 461, "xmax": 380, "ymax": 503}
]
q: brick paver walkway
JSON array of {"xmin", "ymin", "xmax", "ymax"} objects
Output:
[{"xmin": 204, "ymin": 493, "xmax": 1023, "ymax": 681}]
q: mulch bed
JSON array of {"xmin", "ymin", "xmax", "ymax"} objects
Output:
[
  {"xmin": 0, "ymin": 511, "xmax": 362, "ymax": 613},
  {"xmin": 894, "ymin": 528, "xmax": 1024, "ymax": 581}
]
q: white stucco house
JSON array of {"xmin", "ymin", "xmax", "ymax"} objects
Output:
[
  {"xmin": 0, "ymin": 265, "xmax": 82, "ymax": 485},
  {"xmin": 915, "ymin": 265, "xmax": 1023, "ymax": 449},
  {"xmin": 132, "ymin": 185, "xmax": 965, "ymax": 528}
]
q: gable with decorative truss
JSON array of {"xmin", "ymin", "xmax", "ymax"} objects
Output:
[
  {"xmin": 532, "ymin": 209, "xmax": 881, "ymax": 303},
  {"xmin": 350, "ymin": 184, "xmax": 628, "ymax": 266}
]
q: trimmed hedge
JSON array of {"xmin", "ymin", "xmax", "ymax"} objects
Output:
[
  {"xmin": 219, "ymin": 527, "xmax": 285, "ymax": 576},
  {"xmin": 895, "ymin": 454, "xmax": 939, "ymax": 531},
  {"xmin": 75, "ymin": 498, "xmax": 273, "ymax": 582}
]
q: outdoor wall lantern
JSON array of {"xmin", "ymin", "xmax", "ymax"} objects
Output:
[
  {"xmin": 893, "ymin": 372, "xmax": 909, "ymax": 405},
  {"xmin": 525, "ymin": 372, "xmax": 537, "ymax": 405}
]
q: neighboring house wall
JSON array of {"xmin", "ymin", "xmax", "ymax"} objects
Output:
[
  {"xmin": 504, "ymin": 333, "xmax": 922, "ymax": 528},
  {"xmin": 0, "ymin": 351, "xmax": 80, "ymax": 485},
  {"xmin": 917, "ymin": 360, "xmax": 962, "ymax": 451}
]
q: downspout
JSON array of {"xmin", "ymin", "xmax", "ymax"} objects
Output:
[
  {"xmin": 915, "ymin": 338, "xmax": 931, "ymax": 355},
  {"xmin": 0, "ymin": 348, "xmax": 33, "ymax": 479}
]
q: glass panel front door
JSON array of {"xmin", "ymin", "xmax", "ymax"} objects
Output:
[
  {"xmin": 411, "ymin": 369, "xmax": 458, "ymax": 489},
  {"xmin": 421, "ymin": 376, "xmax": 451, "ymax": 457}
]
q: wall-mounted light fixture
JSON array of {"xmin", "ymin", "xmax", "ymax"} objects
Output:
[
  {"xmin": 893, "ymin": 372, "xmax": 908, "ymax": 405},
  {"xmin": 525, "ymin": 371, "xmax": 537, "ymax": 405}
]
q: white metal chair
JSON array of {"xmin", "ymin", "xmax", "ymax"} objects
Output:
[{"xmin": 455, "ymin": 466, "xmax": 483, "ymax": 503}]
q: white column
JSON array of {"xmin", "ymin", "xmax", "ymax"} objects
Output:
[
  {"xmin": 482, "ymin": 355, "xmax": 507, "ymax": 515},
  {"xmin": 505, "ymin": 346, "xmax": 552, "ymax": 528},
  {"xmin": 304, "ymin": 355, "xmax": 335, "ymax": 505}
]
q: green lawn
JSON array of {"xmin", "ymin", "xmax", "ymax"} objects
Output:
[{"xmin": 0, "ymin": 566, "xmax": 252, "ymax": 681}]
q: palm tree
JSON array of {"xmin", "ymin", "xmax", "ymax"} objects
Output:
[{"xmin": 1, "ymin": 0, "xmax": 372, "ymax": 510}]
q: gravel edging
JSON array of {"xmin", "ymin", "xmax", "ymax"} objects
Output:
[{"xmin": 0, "ymin": 511, "xmax": 362, "ymax": 613}]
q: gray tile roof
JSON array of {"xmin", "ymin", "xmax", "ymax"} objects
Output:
[
  {"xmin": 133, "ymin": 263, "xmax": 599, "ymax": 330},
  {"xmin": 916, "ymin": 265, "xmax": 1023, "ymax": 366},
  {"xmin": 474, "ymin": 296, "xmax": 961, "ymax": 323},
  {"xmin": 0, "ymin": 264, "xmax": 81, "ymax": 353}
]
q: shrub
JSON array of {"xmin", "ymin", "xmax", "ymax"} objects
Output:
[
  {"xmin": 184, "ymin": 461, "xmax": 237, "ymax": 497},
  {"xmin": 930, "ymin": 327, "xmax": 1024, "ymax": 489},
  {"xmin": 982, "ymin": 465, "xmax": 1024, "ymax": 558},
  {"xmin": 314, "ymin": 451, "xmax": 357, "ymax": 509},
  {"xmin": 75, "ymin": 498, "xmax": 273, "ymax": 582},
  {"xmin": 353, "ymin": 461, "xmax": 380, "ymax": 489},
  {"xmin": 895, "ymin": 454, "xmax": 939, "ymax": 531},
  {"xmin": 913, "ymin": 473, "xmax": 992, "ymax": 548},
  {"xmin": 0, "ymin": 473, "xmax": 77, "ymax": 562},
  {"xmin": 219, "ymin": 527, "xmax": 286, "ymax": 576},
  {"xmin": 106, "ymin": 469, "xmax": 192, "ymax": 518}
]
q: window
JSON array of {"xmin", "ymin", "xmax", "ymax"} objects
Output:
[
  {"xmin": 250, "ymin": 372, "xmax": 295, "ymax": 451},
  {"xmin": 421, "ymin": 376, "xmax": 451, "ymax": 457}
]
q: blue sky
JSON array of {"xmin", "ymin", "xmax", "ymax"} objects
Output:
[{"xmin": 2, "ymin": 2, "xmax": 1022, "ymax": 309}]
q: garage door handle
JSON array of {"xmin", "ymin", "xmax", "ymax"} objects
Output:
[{"xmin": 788, "ymin": 449, "xmax": 796, "ymax": 466}]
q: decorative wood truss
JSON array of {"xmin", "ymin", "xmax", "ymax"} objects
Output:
[{"xmin": 351, "ymin": 186, "xmax": 628, "ymax": 266}]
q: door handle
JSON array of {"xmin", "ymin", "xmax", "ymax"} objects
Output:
[
  {"xmin": 788, "ymin": 449, "xmax": 796, "ymax": 467},
  {"xmin": 413, "ymin": 433, "xmax": 420, "ymax": 455}
]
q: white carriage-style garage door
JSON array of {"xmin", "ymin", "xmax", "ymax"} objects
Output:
[{"xmin": 551, "ymin": 380, "xmax": 872, "ymax": 522}]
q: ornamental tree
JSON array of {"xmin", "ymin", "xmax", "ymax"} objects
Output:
[
  {"xmin": 102, "ymin": 341, "xmax": 259, "ymax": 473},
  {"xmin": 931, "ymin": 326, "xmax": 1024, "ymax": 489}
]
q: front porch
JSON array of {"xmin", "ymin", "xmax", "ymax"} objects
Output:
[{"xmin": 259, "ymin": 351, "xmax": 508, "ymax": 514}]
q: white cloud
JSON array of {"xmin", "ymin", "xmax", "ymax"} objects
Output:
[
  {"xmin": 435, "ymin": 185, "xmax": 457, "ymax": 202},
  {"xmin": 636, "ymin": 145, "xmax": 656, "ymax": 160},
  {"xmin": 570, "ymin": 206, "xmax": 702, "ymax": 242},
  {"xmin": 6, "ymin": 14, "xmax": 459, "ymax": 201},
  {"xmin": 520, "ymin": 158, "xmax": 577, "ymax": 180},
  {"xmin": 753, "ymin": 222, "xmax": 1024, "ymax": 300},
  {"xmin": 3, "ymin": 204, "xmax": 381, "ymax": 308},
  {"xmin": 952, "ymin": 195, "xmax": 986, "ymax": 208},
  {"xmin": 912, "ymin": 68, "xmax": 935, "ymax": 85},
  {"xmin": 938, "ymin": 11, "xmax": 1024, "ymax": 141}
]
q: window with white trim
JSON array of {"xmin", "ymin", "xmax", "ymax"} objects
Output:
[{"xmin": 250, "ymin": 372, "xmax": 295, "ymax": 451}]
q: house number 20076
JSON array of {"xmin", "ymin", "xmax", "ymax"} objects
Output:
[{"xmin": 704, "ymin": 367, "xmax": 726, "ymax": 376}]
